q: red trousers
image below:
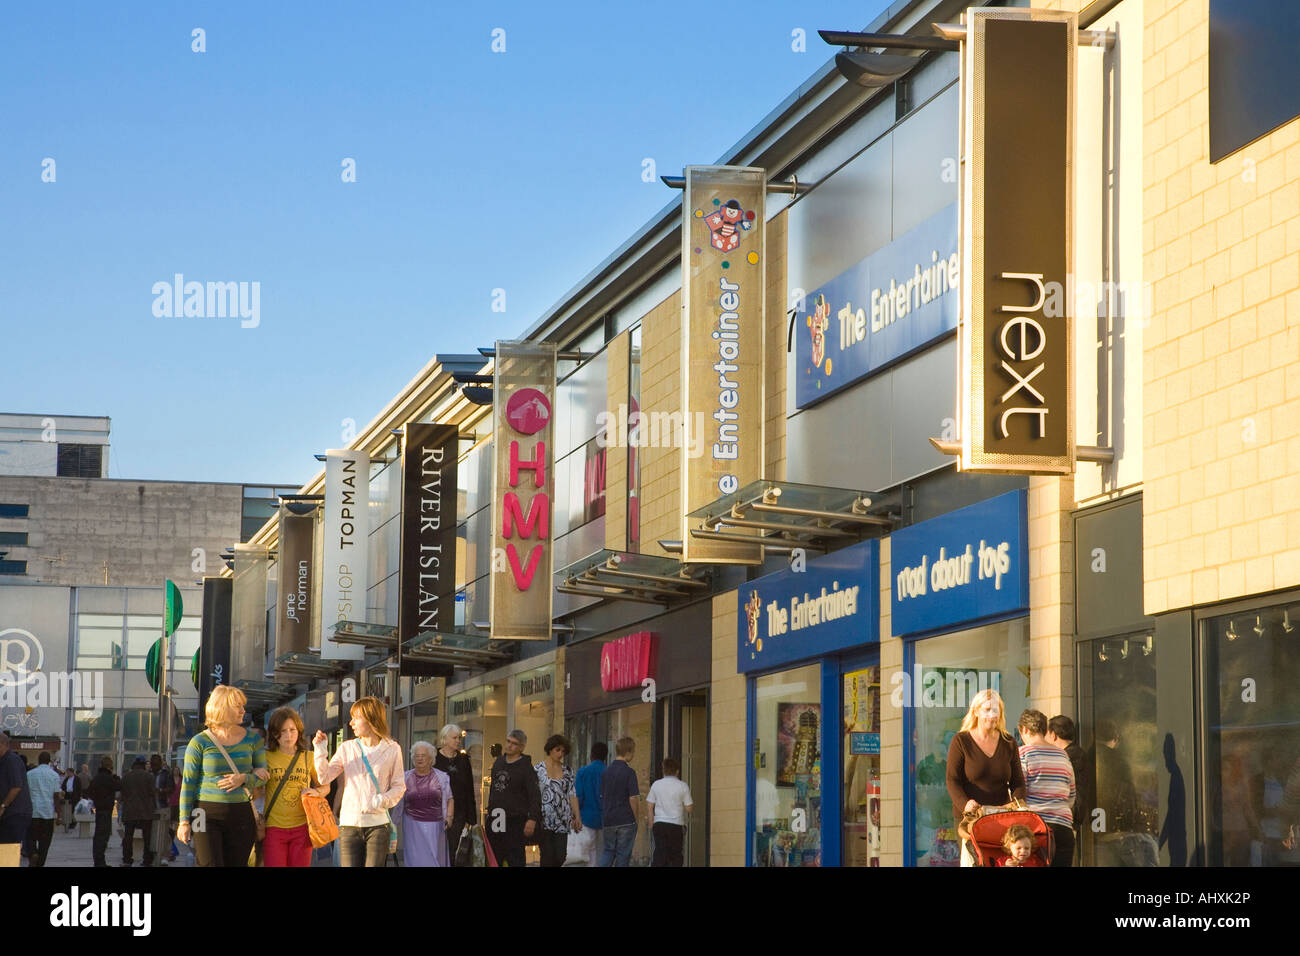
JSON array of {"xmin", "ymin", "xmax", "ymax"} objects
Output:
[{"xmin": 263, "ymin": 824, "xmax": 313, "ymax": 867}]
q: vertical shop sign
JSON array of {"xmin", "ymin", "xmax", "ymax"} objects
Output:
[
  {"xmin": 681, "ymin": 165, "xmax": 766, "ymax": 563},
  {"xmin": 399, "ymin": 423, "xmax": 459, "ymax": 675},
  {"xmin": 321, "ymin": 449, "xmax": 370, "ymax": 660},
  {"xmin": 276, "ymin": 503, "xmax": 317, "ymax": 659},
  {"xmin": 490, "ymin": 341, "xmax": 557, "ymax": 640},
  {"xmin": 960, "ymin": 10, "xmax": 1075, "ymax": 474},
  {"xmin": 198, "ymin": 577, "xmax": 232, "ymax": 721},
  {"xmin": 230, "ymin": 544, "xmax": 268, "ymax": 683}
]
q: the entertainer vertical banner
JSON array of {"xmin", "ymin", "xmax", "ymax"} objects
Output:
[
  {"xmin": 321, "ymin": 449, "xmax": 369, "ymax": 660},
  {"xmin": 680, "ymin": 165, "xmax": 766, "ymax": 564}
]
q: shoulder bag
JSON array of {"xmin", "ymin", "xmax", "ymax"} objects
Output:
[
  {"xmin": 359, "ymin": 740, "xmax": 400, "ymax": 859},
  {"xmin": 206, "ymin": 730, "xmax": 265, "ymax": 841}
]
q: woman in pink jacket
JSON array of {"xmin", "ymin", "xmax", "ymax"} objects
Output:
[{"xmin": 313, "ymin": 696, "xmax": 405, "ymax": 868}]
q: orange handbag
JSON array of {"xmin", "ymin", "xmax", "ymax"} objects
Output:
[{"xmin": 301, "ymin": 789, "xmax": 339, "ymax": 848}]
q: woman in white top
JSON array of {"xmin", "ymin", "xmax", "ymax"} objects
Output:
[{"xmin": 312, "ymin": 696, "xmax": 406, "ymax": 867}]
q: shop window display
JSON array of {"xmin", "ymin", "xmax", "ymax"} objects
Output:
[
  {"xmin": 753, "ymin": 664, "xmax": 822, "ymax": 867},
  {"xmin": 843, "ymin": 666, "xmax": 881, "ymax": 866},
  {"xmin": 909, "ymin": 619, "xmax": 1029, "ymax": 866},
  {"xmin": 1204, "ymin": 603, "xmax": 1300, "ymax": 867},
  {"xmin": 1076, "ymin": 632, "xmax": 1162, "ymax": 866}
]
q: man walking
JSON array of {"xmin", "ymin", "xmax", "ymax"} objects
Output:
[
  {"xmin": 25, "ymin": 751, "xmax": 62, "ymax": 867},
  {"xmin": 86, "ymin": 756, "xmax": 120, "ymax": 868},
  {"xmin": 119, "ymin": 757, "xmax": 157, "ymax": 867},
  {"xmin": 0, "ymin": 733, "xmax": 33, "ymax": 867},
  {"xmin": 646, "ymin": 757, "xmax": 693, "ymax": 867},
  {"xmin": 1018, "ymin": 710, "xmax": 1075, "ymax": 867},
  {"xmin": 486, "ymin": 729, "xmax": 542, "ymax": 867},
  {"xmin": 574, "ymin": 742, "xmax": 606, "ymax": 867},
  {"xmin": 599, "ymin": 737, "xmax": 639, "ymax": 867}
]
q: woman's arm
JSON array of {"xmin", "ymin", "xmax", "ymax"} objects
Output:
[
  {"xmin": 1007, "ymin": 739, "xmax": 1027, "ymax": 805},
  {"xmin": 314, "ymin": 738, "xmax": 346, "ymax": 788},
  {"xmin": 179, "ymin": 737, "xmax": 203, "ymax": 822},
  {"xmin": 376, "ymin": 743, "xmax": 406, "ymax": 810},
  {"xmin": 945, "ymin": 733, "xmax": 972, "ymax": 814}
]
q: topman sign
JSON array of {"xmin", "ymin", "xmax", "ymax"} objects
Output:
[{"xmin": 959, "ymin": 9, "xmax": 1076, "ymax": 474}]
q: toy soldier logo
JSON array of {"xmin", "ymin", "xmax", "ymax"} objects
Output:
[{"xmin": 701, "ymin": 199, "xmax": 755, "ymax": 252}]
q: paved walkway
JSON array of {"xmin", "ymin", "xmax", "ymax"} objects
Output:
[{"xmin": 21, "ymin": 816, "xmax": 193, "ymax": 869}]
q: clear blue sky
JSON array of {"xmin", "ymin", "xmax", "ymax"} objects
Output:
[{"xmin": 0, "ymin": 0, "xmax": 889, "ymax": 486}]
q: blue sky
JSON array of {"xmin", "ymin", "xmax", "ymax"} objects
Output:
[{"xmin": 0, "ymin": 0, "xmax": 888, "ymax": 485}]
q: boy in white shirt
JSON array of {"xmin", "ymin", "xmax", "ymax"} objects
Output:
[{"xmin": 646, "ymin": 758, "xmax": 693, "ymax": 867}]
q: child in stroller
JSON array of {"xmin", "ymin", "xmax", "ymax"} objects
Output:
[{"xmin": 961, "ymin": 808, "xmax": 1054, "ymax": 867}]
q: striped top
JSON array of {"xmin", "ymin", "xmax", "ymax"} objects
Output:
[
  {"xmin": 1018, "ymin": 743, "xmax": 1076, "ymax": 828},
  {"xmin": 180, "ymin": 729, "xmax": 268, "ymax": 820}
]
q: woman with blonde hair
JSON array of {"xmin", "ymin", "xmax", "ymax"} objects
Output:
[
  {"xmin": 177, "ymin": 685, "xmax": 269, "ymax": 867},
  {"xmin": 312, "ymin": 696, "xmax": 405, "ymax": 867},
  {"xmin": 434, "ymin": 723, "xmax": 475, "ymax": 863},
  {"xmin": 261, "ymin": 706, "xmax": 322, "ymax": 867},
  {"xmin": 945, "ymin": 688, "xmax": 1027, "ymax": 866}
]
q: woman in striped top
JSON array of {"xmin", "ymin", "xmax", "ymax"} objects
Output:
[
  {"xmin": 178, "ymin": 685, "xmax": 269, "ymax": 867},
  {"xmin": 1017, "ymin": 708, "xmax": 1076, "ymax": 867}
]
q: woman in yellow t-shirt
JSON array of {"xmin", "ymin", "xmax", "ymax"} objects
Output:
[{"xmin": 262, "ymin": 707, "xmax": 321, "ymax": 867}]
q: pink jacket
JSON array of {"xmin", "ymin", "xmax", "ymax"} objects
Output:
[{"xmin": 314, "ymin": 738, "xmax": 406, "ymax": 828}]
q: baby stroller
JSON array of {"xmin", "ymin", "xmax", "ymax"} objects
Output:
[{"xmin": 963, "ymin": 807, "xmax": 1054, "ymax": 867}]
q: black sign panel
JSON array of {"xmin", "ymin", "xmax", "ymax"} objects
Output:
[
  {"xmin": 198, "ymin": 577, "xmax": 232, "ymax": 722},
  {"xmin": 276, "ymin": 505, "xmax": 317, "ymax": 658},
  {"xmin": 398, "ymin": 423, "xmax": 459, "ymax": 677},
  {"xmin": 962, "ymin": 11, "xmax": 1075, "ymax": 474}
]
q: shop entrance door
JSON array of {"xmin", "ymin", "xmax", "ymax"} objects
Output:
[
  {"xmin": 668, "ymin": 691, "xmax": 709, "ymax": 867},
  {"xmin": 841, "ymin": 656, "xmax": 881, "ymax": 867}
]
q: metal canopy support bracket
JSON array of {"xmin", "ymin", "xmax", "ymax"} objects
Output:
[{"xmin": 930, "ymin": 22, "xmax": 1114, "ymax": 49}]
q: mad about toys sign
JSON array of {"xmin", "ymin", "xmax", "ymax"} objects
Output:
[
  {"xmin": 889, "ymin": 490, "xmax": 1028, "ymax": 637},
  {"xmin": 681, "ymin": 166, "xmax": 766, "ymax": 564}
]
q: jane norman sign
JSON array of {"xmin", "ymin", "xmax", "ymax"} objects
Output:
[
  {"xmin": 736, "ymin": 538, "xmax": 879, "ymax": 673},
  {"xmin": 796, "ymin": 204, "xmax": 958, "ymax": 408},
  {"xmin": 681, "ymin": 165, "xmax": 766, "ymax": 564},
  {"xmin": 889, "ymin": 490, "xmax": 1028, "ymax": 637},
  {"xmin": 960, "ymin": 9, "xmax": 1076, "ymax": 474}
]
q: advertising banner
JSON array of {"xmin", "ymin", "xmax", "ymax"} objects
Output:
[
  {"xmin": 275, "ymin": 504, "xmax": 317, "ymax": 659},
  {"xmin": 796, "ymin": 203, "xmax": 958, "ymax": 408},
  {"xmin": 198, "ymin": 577, "xmax": 232, "ymax": 721},
  {"xmin": 960, "ymin": 10, "xmax": 1075, "ymax": 474},
  {"xmin": 490, "ymin": 341, "xmax": 557, "ymax": 640},
  {"xmin": 230, "ymin": 544, "xmax": 268, "ymax": 684},
  {"xmin": 737, "ymin": 538, "xmax": 879, "ymax": 673},
  {"xmin": 889, "ymin": 490, "xmax": 1028, "ymax": 637},
  {"xmin": 681, "ymin": 166, "xmax": 766, "ymax": 563},
  {"xmin": 321, "ymin": 449, "xmax": 370, "ymax": 660},
  {"xmin": 399, "ymin": 423, "xmax": 459, "ymax": 675}
]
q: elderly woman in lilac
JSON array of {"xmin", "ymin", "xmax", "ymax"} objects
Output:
[{"xmin": 400, "ymin": 741, "xmax": 454, "ymax": 867}]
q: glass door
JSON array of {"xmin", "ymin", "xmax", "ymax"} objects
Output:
[{"xmin": 842, "ymin": 662, "xmax": 881, "ymax": 867}]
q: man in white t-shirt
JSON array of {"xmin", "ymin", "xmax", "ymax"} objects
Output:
[{"xmin": 646, "ymin": 758, "xmax": 693, "ymax": 867}]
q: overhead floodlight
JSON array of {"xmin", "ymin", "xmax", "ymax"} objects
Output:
[{"xmin": 834, "ymin": 51, "xmax": 921, "ymax": 87}]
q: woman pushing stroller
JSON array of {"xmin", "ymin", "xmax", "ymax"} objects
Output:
[{"xmin": 945, "ymin": 689, "xmax": 1028, "ymax": 867}]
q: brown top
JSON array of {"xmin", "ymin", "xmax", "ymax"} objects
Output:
[{"xmin": 946, "ymin": 730, "xmax": 1027, "ymax": 824}]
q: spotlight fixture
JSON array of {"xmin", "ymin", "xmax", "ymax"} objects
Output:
[
  {"xmin": 1140, "ymin": 635, "xmax": 1154, "ymax": 656},
  {"xmin": 1283, "ymin": 610, "xmax": 1294, "ymax": 634},
  {"xmin": 1119, "ymin": 640, "xmax": 1130, "ymax": 660},
  {"xmin": 1226, "ymin": 620, "xmax": 1239, "ymax": 641},
  {"xmin": 1253, "ymin": 614, "xmax": 1266, "ymax": 637},
  {"xmin": 1097, "ymin": 642, "xmax": 1109, "ymax": 663}
]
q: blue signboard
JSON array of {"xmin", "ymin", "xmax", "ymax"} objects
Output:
[
  {"xmin": 890, "ymin": 490, "xmax": 1028, "ymax": 638},
  {"xmin": 795, "ymin": 203, "xmax": 958, "ymax": 409},
  {"xmin": 850, "ymin": 732, "xmax": 880, "ymax": 755},
  {"xmin": 737, "ymin": 538, "xmax": 879, "ymax": 673}
]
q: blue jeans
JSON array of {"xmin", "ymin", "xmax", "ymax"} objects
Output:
[{"xmin": 600, "ymin": 823, "xmax": 636, "ymax": 867}]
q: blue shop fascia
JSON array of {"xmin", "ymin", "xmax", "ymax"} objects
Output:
[{"xmin": 738, "ymin": 489, "xmax": 1030, "ymax": 868}]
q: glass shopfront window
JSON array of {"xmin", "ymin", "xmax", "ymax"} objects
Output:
[
  {"xmin": 513, "ymin": 664, "xmax": 555, "ymax": 753},
  {"xmin": 1076, "ymin": 631, "xmax": 1162, "ymax": 867},
  {"xmin": 753, "ymin": 663, "xmax": 823, "ymax": 867},
  {"xmin": 1204, "ymin": 600, "xmax": 1300, "ymax": 867},
  {"xmin": 909, "ymin": 618, "xmax": 1029, "ymax": 867},
  {"xmin": 448, "ymin": 682, "xmax": 507, "ymax": 828},
  {"xmin": 565, "ymin": 701, "xmax": 654, "ymax": 865},
  {"xmin": 843, "ymin": 665, "xmax": 881, "ymax": 866}
]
